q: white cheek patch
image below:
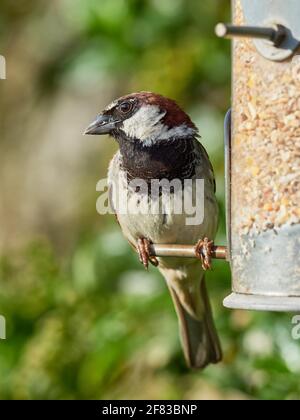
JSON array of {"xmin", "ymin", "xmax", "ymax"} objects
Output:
[
  {"xmin": 122, "ymin": 105, "xmax": 165, "ymax": 143},
  {"xmin": 121, "ymin": 105, "xmax": 197, "ymax": 146}
]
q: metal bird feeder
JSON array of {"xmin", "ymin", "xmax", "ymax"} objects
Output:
[
  {"xmin": 151, "ymin": 0, "xmax": 300, "ymax": 312},
  {"xmin": 220, "ymin": 0, "xmax": 300, "ymax": 311}
]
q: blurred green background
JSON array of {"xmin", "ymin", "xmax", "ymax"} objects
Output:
[{"xmin": 0, "ymin": 0, "xmax": 299, "ymax": 400}]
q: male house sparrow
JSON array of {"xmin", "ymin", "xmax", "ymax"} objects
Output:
[{"xmin": 85, "ymin": 92, "xmax": 222, "ymax": 369}]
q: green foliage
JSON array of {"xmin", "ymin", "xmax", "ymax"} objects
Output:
[{"xmin": 1, "ymin": 233, "xmax": 299, "ymax": 400}]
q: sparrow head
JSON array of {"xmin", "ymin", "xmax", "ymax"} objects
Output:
[{"xmin": 84, "ymin": 92, "xmax": 198, "ymax": 146}]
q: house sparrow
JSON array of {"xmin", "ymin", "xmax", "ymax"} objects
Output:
[{"xmin": 85, "ymin": 92, "xmax": 222, "ymax": 369}]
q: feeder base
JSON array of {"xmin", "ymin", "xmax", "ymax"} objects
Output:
[{"xmin": 223, "ymin": 293, "xmax": 300, "ymax": 312}]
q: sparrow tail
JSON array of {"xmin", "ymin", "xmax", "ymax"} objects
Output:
[{"xmin": 169, "ymin": 279, "xmax": 222, "ymax": 369}]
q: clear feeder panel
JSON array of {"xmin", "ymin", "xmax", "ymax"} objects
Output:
[{"xmin": 224, "ymin": 0, "xmax": 300, "ymax": 311}]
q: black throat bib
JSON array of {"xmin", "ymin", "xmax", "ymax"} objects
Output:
[{"xmin": 113, "ymin": 131, "xmax": 198, "ymax": 183}]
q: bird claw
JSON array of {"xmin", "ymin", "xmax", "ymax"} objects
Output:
[
  {"xmin": 137, "ymin": 238, "xmax": 159, "ymax": 270},
  {"xmin": 195, "ymin": 237, "xmax": 214, "ymax": 271}
]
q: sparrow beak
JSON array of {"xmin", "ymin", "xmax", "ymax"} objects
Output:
[{"xmin": 84, "ymin": 114, "xmax": 118, "ymax": 135}]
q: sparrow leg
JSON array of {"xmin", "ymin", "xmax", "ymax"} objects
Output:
[
  {"xmin": 195, "ymin": 237, "xmax": 214, "ymax": 271},
  {"xmin": 137, "ymin": 238, "xmax": 159, "ymax": 269}
]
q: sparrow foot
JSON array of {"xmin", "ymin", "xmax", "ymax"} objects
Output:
[
  {"xmin": 195, "ymin": 237, "xmax": 214, "ymax": 270},
  {"xmin": 137, "ymin": 238, "xmax": 159, "ymax": 270}
]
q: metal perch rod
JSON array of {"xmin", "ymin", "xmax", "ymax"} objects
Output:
[{"xmin": 149, "ymin": 244, "xmax": 228, "ymax": 261}]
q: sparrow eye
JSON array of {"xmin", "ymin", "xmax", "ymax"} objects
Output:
[{"xmin": 119, "ymin": 101, "xmax": 133, "ymax": 114}]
